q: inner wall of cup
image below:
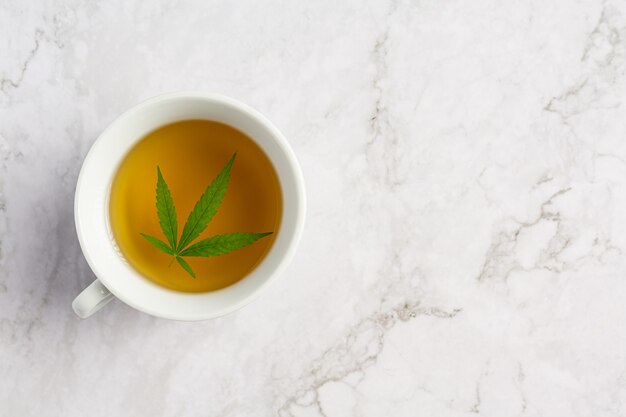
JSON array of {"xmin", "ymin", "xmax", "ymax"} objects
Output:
[{"xmin": 104, "ymin": 96, "xmax": 292, "ymax": 287}]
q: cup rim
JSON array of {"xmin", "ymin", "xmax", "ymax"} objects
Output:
[{"xmin": 74, "ymin": 92, "xmax": 305, "ymax": 320}]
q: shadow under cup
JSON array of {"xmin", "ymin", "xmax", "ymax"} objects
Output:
[{"xmin": 74, "ymin": 93, "xmax": 305, "ymax": 320}]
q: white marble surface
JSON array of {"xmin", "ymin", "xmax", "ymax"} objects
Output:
[{"xmin": 2, "ymin": 0, "xmax": 626, "ymax": 415}]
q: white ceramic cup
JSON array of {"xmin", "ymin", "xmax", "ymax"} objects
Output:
[{"xmin": 72, "ymin": 92, "xmax": 305, "ymax": 320}]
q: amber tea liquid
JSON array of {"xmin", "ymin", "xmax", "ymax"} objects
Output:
[{"xmin": 109, "ymin": 120, "xmax": 282, "ymax": 292}]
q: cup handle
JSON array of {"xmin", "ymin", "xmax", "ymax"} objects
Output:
[{"xmin": 72, "ymin": 279, "xmax": 115, "ymax": 318}]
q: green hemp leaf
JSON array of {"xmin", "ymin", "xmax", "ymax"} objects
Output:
[{"xmin": 140, "ymin": 153, "xmax": 272, "ymax": 278}]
